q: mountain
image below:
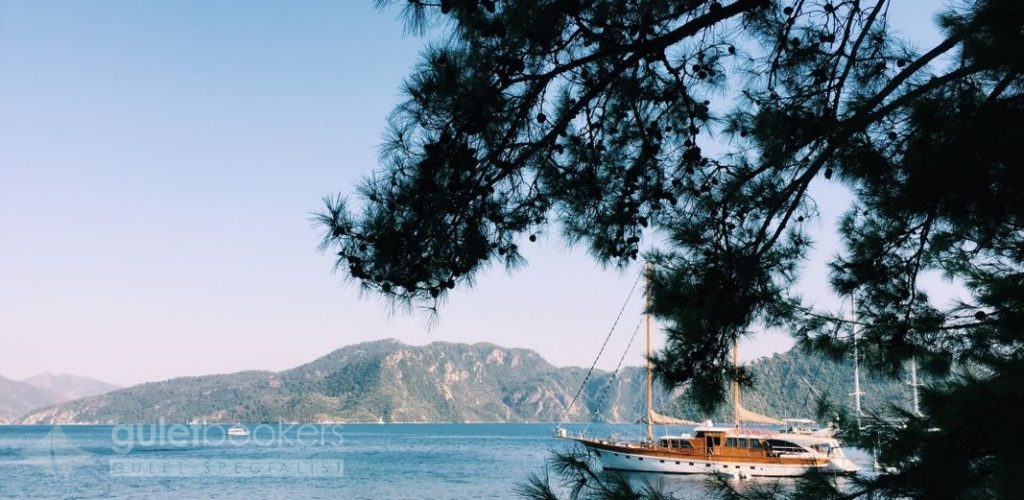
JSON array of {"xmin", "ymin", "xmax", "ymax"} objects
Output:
[
  {"xmin": 661, "ymin": 347, "xmax": 916, "ymax": 422},
  {"xmin": 21, "ymin": 373, "xmax": 120, "ymax": 402},
  {"xmin": 13, "ymin": 339, "xmax": 913, "ymax": 425},
  {"xmin": 0, "ymin": 376, "xmax": 61, "ymax": 423},
  {"xmin": 0, "ymin": 373, "xmax": 121, "ymax": 423},
  {"xmin": 14, "ymin": 340, "xmax": 654, "ymax": 424},
  {"xmin": 742, "ymin": 348, "xmax": 915, "ymax": 418}
]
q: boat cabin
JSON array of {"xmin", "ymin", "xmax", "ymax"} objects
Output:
[
  {"xmin": 651, "ymin": 429, "xmax": 815, "ymax": 458},
  {"xmin": 656, "ymin": 436, "xmax": 694, "ymax": 449}
]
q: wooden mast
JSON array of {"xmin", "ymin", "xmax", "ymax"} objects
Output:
[
  {"xmin": 645, "ymin": 262, "xmax": 653, "ymax": 443},
  {"xmin": 732, "ymin": 334, "xmax": 740, "ymax": 427},
  {"xmin": 730, "ymin": 336, "xmax": 784, "ymax": 426}
]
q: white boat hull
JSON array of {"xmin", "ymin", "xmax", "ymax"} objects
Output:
[{"xmin": 588, "ymin": 444, "xmax": 822, "ymax": 477}]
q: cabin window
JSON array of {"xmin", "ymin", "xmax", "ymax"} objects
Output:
[
  {"xmin": 725, "ymin": 438, "xmax": 738, "ymax": 447},
  {"xmin": 748, "ymin": 439, "xmax": 763, "ymax": 450},
  {"xmin": 660, "ymin": 460, "xmax": 665, "ymax": 463},
  {"xmin": 688, "ymin": 462, "xmax": 693, "ymax": 466},
  {"xmin": 638, "ymin": 457, "xmax": 643, "ymax": 461},
  {"xmin": 659, "ymin": 438, "xmax": 693, "ymax": 449},
  {"xmin": 676, "ymin": 461, "xmax": 681, "ymax": 465},
  {"xmin": 765, "ymin": 439, "xmax": 806, "ymax": 454}
]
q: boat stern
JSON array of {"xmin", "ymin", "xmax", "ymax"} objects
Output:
[{"xmin": 825, "ymin": 456, "xmax": 859, "ymax": 475}]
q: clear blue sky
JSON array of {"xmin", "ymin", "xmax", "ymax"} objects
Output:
[{"xmin": 0, "ymin": 1, "xmax": 948, "ymax": 386}]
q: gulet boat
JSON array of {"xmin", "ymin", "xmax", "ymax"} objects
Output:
[{"xmin": 555, "ymin": 264, "xmax": 858, "ymax": 478}]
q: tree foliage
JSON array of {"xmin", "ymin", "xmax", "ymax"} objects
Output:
[{"xmin": 318, "ymin": 0, "xmax": 1024, "ymax": 497}]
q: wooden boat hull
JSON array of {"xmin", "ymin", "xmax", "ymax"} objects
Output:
[{"xmin": 571, "ymin": 437, "xmax": 832, "ymax": 478}]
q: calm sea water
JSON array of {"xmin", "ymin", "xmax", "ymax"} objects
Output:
[
  {"xmin": 0, "ymin": 423, "xmax": 586, "ymax": 499},
  {"xmin": 0, "ymin": 423, "xmax": 870, "ymax": 499}
]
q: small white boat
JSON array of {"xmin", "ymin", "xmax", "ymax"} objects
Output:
[{"xmin": 226, "ymin": 425, "xmax": 249, "ymax": 436}]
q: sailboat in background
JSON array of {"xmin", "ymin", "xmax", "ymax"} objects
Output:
[
  {"xmin": 908, "ymin": 358, "xmax": 923, "ymax": 417},
  {"xmin": 555, "ymin": 264, "xmax": 858, "ymax": 477},
  {"xmin": 848, "ymin": 294, "xmax": 867, "ymax": 431}
]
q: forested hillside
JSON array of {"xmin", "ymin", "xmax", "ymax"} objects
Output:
[{"xmin": 16, "ymin": 339, "xmax": 914, "ymax": 425}]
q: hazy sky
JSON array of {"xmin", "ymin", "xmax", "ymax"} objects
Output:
[{"xmin": 1, "ymin": 1, "xmax": 948, "ymax": 386}]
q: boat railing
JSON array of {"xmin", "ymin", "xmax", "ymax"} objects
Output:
[
  {"xmin": 553, "ymin": 428, "xmax": 598, "ymax": 440},
  {"xmin": 554, "ymin": 428, "xmax": 654, "ymax": 447}
]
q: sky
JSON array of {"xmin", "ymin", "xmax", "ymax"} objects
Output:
[{"xmin": 0, "ymin": 1, "xmax": 949, "ymax": 386}]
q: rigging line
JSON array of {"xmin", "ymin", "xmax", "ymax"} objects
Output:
[
  {"xmin": 798, "ymin": 354, "xmax": 819, "ymax": 413},
  {"xmin": 560, "ymin": 267, "xmax": 645, "ymax": 423},
  {"xmin": 588, "ymin": 318, "xmax": 644, "ymax": 436},
  {"xmin": 813, "ymin": 362, "xmax": 842, "ymax": 422},
  {"xmin": 797, "ymin": 349, "xmax": 831, "ymax": 417}
]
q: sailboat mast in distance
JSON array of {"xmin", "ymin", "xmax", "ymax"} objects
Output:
[
  {"xmin": 909, "ymin": 358, "xmax": 922, "ymax": 417},
  {"xmin": 645, "ymin": 262, "xmax": 653, "ymax": 443},
  {"xmin": 732, "ymin": 335, "xmax": 740, "ymax": 427},
  {"xmin": 851, "ymin": 295, "xmax": 865, "ymax": 430}
]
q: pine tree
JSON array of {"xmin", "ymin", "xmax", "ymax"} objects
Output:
[{"xmin": 317, "ymin": 1, "xmax": 1024, "ymax": 497}]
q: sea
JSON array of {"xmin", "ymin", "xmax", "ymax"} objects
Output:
[{"xmin": 0, "ymin": 423, "xmax": 872, "ymax": 499}]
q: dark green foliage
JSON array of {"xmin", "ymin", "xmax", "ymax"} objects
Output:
[
  {"xmin": 519, "ymin": 447, "xmax": 685, "ymax": 500},
  {"xmin": 860, "ymin": 358, "xmax": 1024, "ymax": 499},
  {"xmin": 321, "ymin": 0, "xmax": 1024, "ymax": 497}
]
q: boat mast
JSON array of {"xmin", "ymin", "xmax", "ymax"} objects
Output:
[
  {"xmin": 645, "ymin": 262, "xmax": 654, "ymax": 443},
  {"xmin": 851, "ymin": 295, "xmax": 865, "ymax": 430},
  {"xmin": 732, "ymin": 334, "xmax": 739, "ymax": 427},
  {"xmin": 909, "ymin": 357, "xmax": 922, "ymax": 417}
]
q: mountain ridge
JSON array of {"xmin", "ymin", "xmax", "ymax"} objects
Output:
[
  {"xmin": 14, "ymin": 339, "xmax": 642, "ymax": 424},
  {"xmin": 12, "ymin": 338, "xmax": 913, "ymax": 425},
  {"xmin": 0, "ymin": 373, "xmax": 120, "ymax": 423},
  {"xmin": 21, "ymin": 372, "xmax": 121, "ymax": 401}
]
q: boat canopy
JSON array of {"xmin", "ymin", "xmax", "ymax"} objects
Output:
[{"xmin": 649, "ymin": 409, "xmax": 702, "ymax": 426}]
